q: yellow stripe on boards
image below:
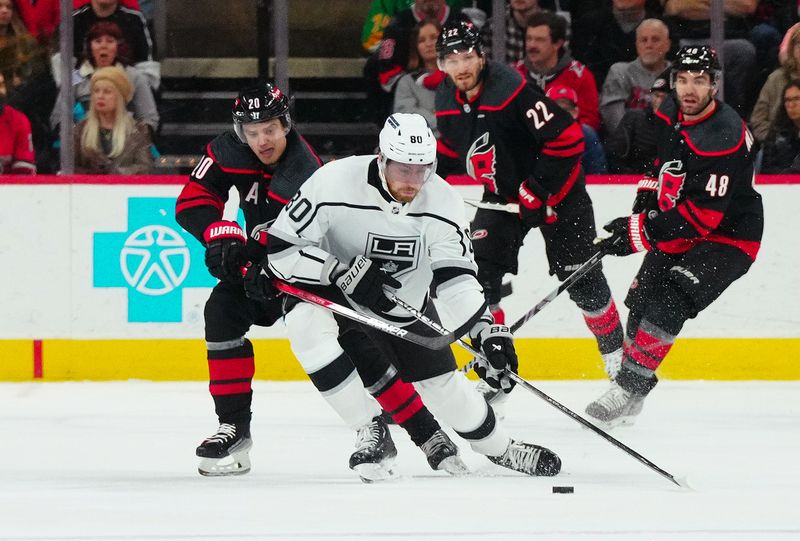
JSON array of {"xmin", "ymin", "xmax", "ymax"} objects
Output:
[
  {"xmin": 0, "ymin": 341, "xmax": 35, "ymax": 381},
  {"xmin": 0, "ymin": 338, "xmax": 798, "ymax": 381}
]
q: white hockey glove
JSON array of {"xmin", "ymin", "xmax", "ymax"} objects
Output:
[{"xmin": 469, "ymin": 319, "xmax": 518, "ymax": 393}]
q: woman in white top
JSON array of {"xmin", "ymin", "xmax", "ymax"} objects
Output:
[{"xmin": 392, "ymin": 19, "xmax": 443, "ymax": 134}]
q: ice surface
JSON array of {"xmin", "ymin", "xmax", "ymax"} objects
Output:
[{"xmin": 1, "ymin": 380, "xmax": 799, "ymax": 540}]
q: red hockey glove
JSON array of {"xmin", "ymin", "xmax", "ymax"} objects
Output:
[
  {"xmin": 518, "ymin": 180, "xmax": 557, "ymax": 229},
  {"xmin": 469, "ymin": 319, "xmax": 518, "ymax": 393},
  {"xmin": 632, "ymin": 177, "xmax": 659, "ymax": 214},
  {"xmin": 594, "ymin": 214, "xmax": 652, "ymax": 256},
  {"xmin": 203, "ymin": 221, "xmax": 247, "ymax": 283}
]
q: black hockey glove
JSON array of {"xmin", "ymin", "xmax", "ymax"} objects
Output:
[
  {"xmin": 203, "ymin": 221, "xmax": 247, "ymax": 283},
  {"xmin": 632, "ymin": 177, "xmax": 659, "ymax": 214},
  {"xmin": 332, "ymin": 255, "xmax": 401, "ymax": 314},
  {"xmin": 469, "ymin": 320, "xmax": 518, "ymax": 393},
  {"xmin": 243, "ymin": 262, "xmax": 280, "ymax": 304},
  {"xmin": 594, "ymin": 214, "xmax": 651, "ymax": 257},
  {"xmin": 518, "ymin": 180, "xmax": 557, "ymax": 229}
]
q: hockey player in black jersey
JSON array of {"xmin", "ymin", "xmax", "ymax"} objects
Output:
[
  {"xmin": 435, "ymin": 22, "xmax": 625, "ymax": 388},
  {"xmin": 175, "ymin": 84, "xmax": 456, "ymax": 479},
  {"xmin": 586, "ymin": 46, "xmax": 764, "ymax": 427},
  {"xmin": 266, "ymin": 112, "xmax": 562, "ymax": 478}
]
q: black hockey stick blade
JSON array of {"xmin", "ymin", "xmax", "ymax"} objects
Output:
[
  {"xmin": 391, "ymin": 292, "xmax": 686, "ymax": 489},
  {"xmin": 274, "ymin": 281, "xmax": 456, "ymax": 350},
  {"xmin": 504, "ymin": 370, "xmax": 687, "ymax": 489}
]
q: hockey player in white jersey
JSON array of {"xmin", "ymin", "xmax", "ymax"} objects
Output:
[{"xmin": 265, "ymin": 113, "xmax": 562, "ymax": 478}]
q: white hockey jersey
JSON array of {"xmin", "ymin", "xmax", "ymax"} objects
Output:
[{"xmin": 267, "ymin": 155, "xmax": 487, "ymax": 329}]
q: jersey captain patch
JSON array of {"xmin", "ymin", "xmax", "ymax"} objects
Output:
[
  {"xmin": 365, "ymin": 233, "xmax": 420, "ymax": 277},
  {"xmin": 466, "ymin": 133, "xmax": 497, "ymax": 192}
]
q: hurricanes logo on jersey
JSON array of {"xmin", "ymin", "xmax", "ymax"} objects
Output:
[
  {"xmin": 466, "ymin": 133, "xmax": 498, "ymax": 193},
  {"xmin": 657, "ymin": 159, "xmax": 686, "ymax": 211},
  {"xmin": 366, "ymin": 233, "xmax": 420, "ymax": 277}
]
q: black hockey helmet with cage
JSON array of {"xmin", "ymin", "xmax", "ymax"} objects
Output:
[
  {"xmin": 436, "ymin": 20, "xmax": 482, "ymax": 60},
  {"xmin": 232, "ymin": 82, "xmax": 291, "ymax": 142},
  {"xmin": 671, "ymin": 45, "xmax": 722, "ymax": 87}
]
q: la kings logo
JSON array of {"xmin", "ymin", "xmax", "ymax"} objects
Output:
[
  {"xmin": 658, "ymin": 160, "xmax": 686, "ymax": 211},
  {"xmin": 466, "ymin": 133, "xmax": 498, "ymax": 193},
  {"xmin": 366, "ymin": 233, "xmax": 420, "ymax": 278}
]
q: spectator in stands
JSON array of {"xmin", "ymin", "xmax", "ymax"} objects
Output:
[
  {"xmin": 600, "ymin": 18, "xmax": 670, "ymax": 132},
  {"xmin": 393, "ymin": 19, "xmax": 443, "ymax": 132},
  {"xmin": 361, "ymin": 0, "xmax": 466, "ymax": 54},
  {"xmin": 72, "ymin": 0, "xmax": 158, "ymax": 91},
  {"xmin": 480, "ymin": 0, "xmax": 541, "ymax": 65},
  {"xmin": 760, "ymin": 79, "xmax": 800, "ymax": 173},
  {"xmin": 12, "ymin": 0, "xmax": 58, "ymax": 47},
  {"xmin": 52, "ymin": 21, "xmax": 158, "ymax": 136},
  {"xmin": 0, "ymin": 71, "xmax": 35, "ymax": 174},
  {"xmin": 546, "ymin": 84, "xmax": 608, "ymax": 173},
  {"xmin": 74, "ymin": 65, "xmax": 152, "ymax": 174},
  {"xmin": 366, "ymin": 0, "xmax": 469, "ymax": 124},
  {"xmin": 572, "ymin": 0, "xmax": 659, "ymax": 87},
  {"xmin": 604, "ymin": 68, "xmax": 668, "ymax": 174},
  {"xmin": 1, "ymin": 0, "xmax": 56, "ymax": 172},
  {"xmin": 661, "ymin": 0, "xmax": 758, "ymax": 116},
  {"xmin": 751, "ymin": 25, "xmax": 800, "ymax": 143},
  {"xmin": 516, "ymin": 10, "xmax": 601, "ymax": 131}
]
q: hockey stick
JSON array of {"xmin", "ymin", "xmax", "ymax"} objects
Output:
[
  {"xmin": 390, "ymin": 293, "xmax": 687, "ymax": 489},
  {"xmin": 509, "ymin": 247, "xmax": 609, "ymax": 334},
  {"xmin": 464, "ymin": 199, "xmax": 520, "ymax": 213},
  {"xmin": 273, "ymin": 281, "xmax": 456, "ymax": 350}
]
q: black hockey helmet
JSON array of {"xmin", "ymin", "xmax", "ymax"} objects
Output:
[
  {"xmin": 232, "ymin": 82, "xmax": 291, "ymax": 143},
  {"xmin": 671, "ymin": 45, "xmax": 722, "ymax": 87},
  {"xmin": 436, "ymin": 20, "xmax": 482, "ymax": 61}
]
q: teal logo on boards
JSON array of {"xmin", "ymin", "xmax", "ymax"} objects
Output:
[{"xmin": 93, "ymin": 197, "xmax": 216, "ymax": 322}]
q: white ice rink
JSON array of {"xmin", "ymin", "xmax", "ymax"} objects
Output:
[{"xmin": 1, "ymin": 380, "xmax": 799, "ymax": 540}]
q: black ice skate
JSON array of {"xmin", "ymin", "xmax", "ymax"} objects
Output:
[
  {"xmin": 349, "ymin": 415, "xmax": 398, "ymax": 483},
  {"xmin": 585, "ymin": 382, "xmax": 645, "ymax": 428},
  {"xmin": 196, "ymin": 423, "xmax": 252, "ymax": 477},
  {"xmin": 420, "ymin": 430, "xmax": 469, "ymax": 475},
  {"xmin": 488, "ymin": 439, "xmax": 561, "ymax": 476}
]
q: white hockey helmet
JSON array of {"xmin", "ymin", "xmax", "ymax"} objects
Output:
[
  {"xmin": 377, "ymin": 113, "xmax": 437, "ymax": 192},
  {"xmin": 379, "ymin": 113, "xmax": 437, "ymax": 164}
]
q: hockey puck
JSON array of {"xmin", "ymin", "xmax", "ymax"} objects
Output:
[{"xmin": 552, "ymin": 486, "xmax": 574, "ymax": 494}]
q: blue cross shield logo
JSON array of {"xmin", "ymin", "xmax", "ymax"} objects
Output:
[{"xmin": 93, "ymin": 197, "xmax": 216, "ymax": 322}]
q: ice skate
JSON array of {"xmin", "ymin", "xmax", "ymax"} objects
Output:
[
  {"xmin": 585, "ymin": 382, "xmax": 645, "ymax": 428},
  {"xmin": 487, "ymin": 439, "xmax": 561, "ymax": 476},
  {"xmin": 601, "ymin": 347, "xmax": 623, "ymax": 380},
  {"xmin": 420, "ymin": 430, "xmax": 469, "ymax": 476},
  {"xmin": 196, "ymin": 423, "xmax": 253, "ymax": 477},
  {"xmin": 349, "ymin": 415, "xmax": 398, "ymax": 483},
  {"xmin": 475, "ymin": 379, "xmax": 510, "ymax": 420}
]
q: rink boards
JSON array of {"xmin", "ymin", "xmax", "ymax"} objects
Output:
[{"xmin": 1, "ymin": 175, "xmax": 797, "ymax": 381}]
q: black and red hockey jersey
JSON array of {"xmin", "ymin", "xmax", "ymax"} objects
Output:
[
  {"xmin": 645, "ymin": 96, "xmax": 763, "ymax": 260},
  {"xmin": 435, "ymin": 60, "xmax": 585, "ymax": 208},
  {"xmin": 175, "ymin": 129, "xmax": 322, "ymax": 245}
]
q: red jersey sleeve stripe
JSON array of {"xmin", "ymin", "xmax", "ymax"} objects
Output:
[
  {"xmin": 206, "ymin": 144, "xmax": 260, "ymax": 174},
  {"xmin": 437, "ymin": 139, "xmax": 460, "ymax": 158},
  {"xmin": 680, "ymin": 126, "xmax": 745, "ymax": 157},
  {"xmin": 176, "ymin": 182, "xmax": 224, "ymax": 214},
  {"xmin": 477, "ymin": 79, "xmax": 527, "ymax": 111},
  {"xmin": 546, "ymin": 162, "xmax": 581, "ymax": 206},
  {"xmin": 267, "ymin": 190, "xmax": 289, "ymax": 204},
  {"xmin": 685, "ymin": 199, "xmax": 723, "ymax": 230},
  {"xmin": 543, "ymin": 123, "xmax": 585, "ymax": 151}
]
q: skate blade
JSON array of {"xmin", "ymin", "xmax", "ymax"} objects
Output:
[
  {"xmin": 584, "ymin": 414, "xmax": 638, "ymax": 431},
  {"xmin": 437, "ymin": 455, "xmax": 471, "ymax": 476},
  {"xmin": 198, "ymin": 453, "xmax": 251, "ymax": 477},
  {"xmin": 352, "ymin": 460, "xmax": 397, "ymax": 483}
]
